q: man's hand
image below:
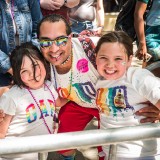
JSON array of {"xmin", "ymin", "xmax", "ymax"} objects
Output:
[
  {"xmin": 0, "ymin": 109, "xmax": 5, "ymax": 123},
  {"xmin": 135, "ymin": 104, "xmax": 160, "ymax": 123}
]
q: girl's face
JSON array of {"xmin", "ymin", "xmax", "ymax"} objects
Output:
[
  {"xmin": 96, "ymin": 42, "xmax": 132, "ymax": 80},
  {"xmin": 20, "ymin": 56, "xmax": 46, "ymax": 89}
]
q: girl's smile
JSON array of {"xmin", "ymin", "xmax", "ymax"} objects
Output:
[
  {"xmin": 20, "ymin": 56, "xmax": 46, "ymax": 89},
  {"xmin": 96, "ymin": 42, "xmax": 132, "ymax": 80}
]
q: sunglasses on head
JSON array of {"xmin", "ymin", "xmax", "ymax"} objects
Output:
[{"xmin": 39, "ymin": 36, "xmax": 69, "ymax": 49}]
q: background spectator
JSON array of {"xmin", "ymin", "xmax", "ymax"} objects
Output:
[
  {"xmin": 0, "ymin": 0, "xmax": 42, "ymax": 89},
  {"xmin": 40, "ymin": 0, "xmax": 80, "ymax": 22},
  {"xmin": 69, "ymin": 0, "xmax": 104, "ymax": 35},
  {"xmin": 134, "ymin": 0, "xmax": 160, "ymax": 65}
]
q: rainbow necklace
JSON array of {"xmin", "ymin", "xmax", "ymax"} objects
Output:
[
  {"xmin": 27, "ymin": 83, "xmax": 57, "ymax": 134},
  {"xmin": 53, "ymin": 51, "xmax": 73, "ymax": 99}
]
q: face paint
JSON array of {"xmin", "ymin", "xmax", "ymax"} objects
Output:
[{"xmin": 121, "ymin": 62, "xmax": 126, "ymax": 65}]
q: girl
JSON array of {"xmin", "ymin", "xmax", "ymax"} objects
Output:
[
  {"xmin": 95, "ymin": 31, "xmax": 160, "ymax": 160},
  {"xmin": 0, "ymin": 42, "xmax": 67, "ymax": 160}
]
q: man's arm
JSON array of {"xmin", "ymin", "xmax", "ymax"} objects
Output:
[
  {"xmin": 156, "ymin": 100, "xmax": 160, "ymax": 110},
  {"xmin": 134, "ymin": 1, "xmax": 147, "ymax": 60},
  {"xmin": 135, "ymin": 103, "xmax": 160, "ymax": 123}
]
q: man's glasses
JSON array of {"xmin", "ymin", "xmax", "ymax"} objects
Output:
[{"xmin": 39, "ymin": 36, "xmax": 69, "ymax": 49}]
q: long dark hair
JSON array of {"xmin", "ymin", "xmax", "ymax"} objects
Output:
[{"xmin": 10, "ymin": 42, "xmax": 49, "ymax": 88}]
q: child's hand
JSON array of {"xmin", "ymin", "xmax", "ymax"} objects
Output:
[{"xmin": 0, "ymin": 109, "xmax": 5, "ymax": 123}]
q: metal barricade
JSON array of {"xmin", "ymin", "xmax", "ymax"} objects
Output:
[{"xmin": 0, "ymin": 123, "xmax": 160, "ymax": 160}]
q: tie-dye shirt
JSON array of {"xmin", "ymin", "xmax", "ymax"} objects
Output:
[
  {"xmin": 96, "ymin": 67, "xmax": 160, "ymax": 159},
  {"xmin": 51, "ymin": 37, "xmax": 100, "ymax": 109},
  {"xmin": 0, "ymin": 81, "xmax": 58, "ymax": 160}
]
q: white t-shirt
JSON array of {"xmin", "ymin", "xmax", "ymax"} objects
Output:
[
  {"xmin": 51, "ymin": 37, "xmax": 100, "ymax": 108},
  {"xmin": 96, "ymin": 67, "xmax": 160, "ymax": 159},
  {"xmin": 0, "ymin": 81, "xmax": 58, "ymax": 160}
]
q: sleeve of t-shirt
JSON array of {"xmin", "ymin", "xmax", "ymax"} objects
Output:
[
  {"xmin": 127, "ymin": 67, "xmax": 160, "ymax": 105},
  {"xmin": 0, "ymin": 94, "xmax": 16, "ymax": 116}
]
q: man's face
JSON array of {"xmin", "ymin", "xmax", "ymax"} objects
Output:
[{"xmin": 39, "ymin": 21, "xmax": 72, "ymax": 67}]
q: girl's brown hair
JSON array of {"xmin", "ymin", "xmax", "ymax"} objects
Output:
[
  {"xmin": 95, "ymin": 31, "xmax": 133, "ymax": 58},
  {"xmin": 10, "ymin": 42, "xmax": 49, "ymax": 88}
]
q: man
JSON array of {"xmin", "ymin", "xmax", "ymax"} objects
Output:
[{"xmin": 37, "ymin": 14, "xmax": 103, "ymax": 160}]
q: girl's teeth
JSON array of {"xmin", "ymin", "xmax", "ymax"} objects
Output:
[{"xmin": 106, "ymin": 70, "xmax": 115, "ymax": 74}]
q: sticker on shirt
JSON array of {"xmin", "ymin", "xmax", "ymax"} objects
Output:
[
  {"xmin": 77, "ymin": 58, "xmax": 89, "ymax": 73},
  {"xmin": 114, "ymin": 89, "xmax": 126, "ymax": 108}
]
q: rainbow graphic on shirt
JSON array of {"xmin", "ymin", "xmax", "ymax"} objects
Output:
[
  {"xmin": 96, "ymin": 86, "xmax": 134, "ymax": 117},
  {"xmin": 57, "ymin": 81, "xmax": 96, "ymax": 104},
  {"xmin": 26, "ymin": 99, "xmax": 55, "ymax": 123}
]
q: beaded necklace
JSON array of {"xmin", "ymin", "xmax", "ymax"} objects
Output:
[
  {"xmin": 53, "ymin": 50, "xmax": 73, "ymax": 99},
  {"xmin": 27, "ymin": 83, "xmax": 57, "ymax": 134}
]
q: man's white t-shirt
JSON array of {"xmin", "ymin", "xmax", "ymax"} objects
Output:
[{"xmin": 51, "ymin": 37, "xmax": 99, "ymax": 108}]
